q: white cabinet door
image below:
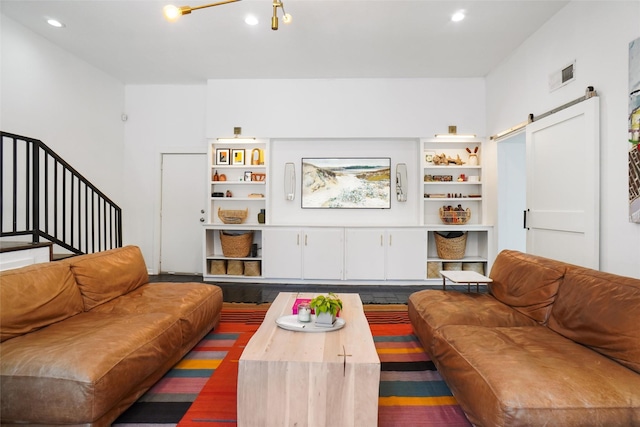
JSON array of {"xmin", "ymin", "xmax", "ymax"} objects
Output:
[
  {"xmin": 345, "ymin": 228, "xmax": 386, "ymax": 280},
  {"xmin": 386, "ymin": 228, "xmax": 427, "ymax": 280},
  {"xmin": 302, "ymin": 228, "xmax": 344, "ymax": 280},
  {"xmin": 262, "ymin": 228, "xmax": 302, "ymax": 279}
]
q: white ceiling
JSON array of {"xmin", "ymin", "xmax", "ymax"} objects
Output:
[{"xmin": 1, "ymin": 0, "xmax": 569, "ymax": 84}]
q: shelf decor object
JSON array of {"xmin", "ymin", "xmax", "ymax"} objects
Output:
[
  {"xmin": 284, "ymin": 162, "xmax": 296, "ymax": 200},
  {"xmin": 219, "ymin": 230, "xmax": 253, "ymax": 258},
  {"xmin": 434, "ymin": 231, "xmax": 468, "ymax": 260},
  {"xmin": 218, "ymin": 207, "xmax": 248, "ymax": 224},
  {"xmin": 439, "ymin": 206, "xmax": 471, "ymax": 224}
]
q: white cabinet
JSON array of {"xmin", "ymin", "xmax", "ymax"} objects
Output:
[
  {"xmin": 262, "ymin": 227, "xmax": 343, "ymax": 280},
  {"xmin": 203, "ymin": 225, "xmax": 263, "ymax": 280},
  {"xmin": 345, "ymin": 228, "xmax": 427, "ymax": 280}
]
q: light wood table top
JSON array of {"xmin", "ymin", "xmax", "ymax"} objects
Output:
[
  {"xmin": 440, "ymin": 269, "xmax": 493, "ymax": 292},
  {"xmin": 237, "ymin": 292, "xmax": 380, "ymax": 427}
]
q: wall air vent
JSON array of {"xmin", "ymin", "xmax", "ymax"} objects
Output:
[{"xmin": 549, "ymin": 61, "xmax": 576, "ymax": 92}]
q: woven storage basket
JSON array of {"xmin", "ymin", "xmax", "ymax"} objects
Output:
[
  {"xmin": 434, "ymin": 232, "xmax": 467, "ymax": 260},
  {"xmin": 218, "ymin": 208, "xmax": 248, "ymax": 224},
  {"xmin": 210, "ymin": 260, "xmax": 226, "ymax": 275},
  {"xmin": 427, "ymin": 261, "xmax": 443, "ymax": 278},
  {"xmin": 220, "ymin": 230, "xmax": 253, "ymax": 258},
  {"xmin": 244, "ymin": 261, "xmax": 261, "ymax": 276},
  {"xmin": 439, "ymin": 207, "xmax": 471, "ymax": 225},
  {"xmin": 227, "ymin": 260, "xmax": 244, "ymax": 275},
  {"xmin": 462, "ymin": 262, "xmax": 485, "ymax": 275}
]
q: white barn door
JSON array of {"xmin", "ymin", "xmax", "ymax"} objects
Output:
[{"xmin": 525, "ymin": 96, "xmax": 600, "ymax": 269}]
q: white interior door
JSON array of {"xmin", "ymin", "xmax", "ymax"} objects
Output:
[
  {"xmin": 497, "ymin": 131, "xmax": 526, "ymax": 252},
  {"xmin": 160, "ymin": 153, "xmax": 206, "ymax": 274},
  {"xmin": 525, "ymin": 96, "xmax": 600, "ymax": 269}
]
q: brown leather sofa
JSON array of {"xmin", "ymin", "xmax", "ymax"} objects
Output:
[
  {"xmin": 409, "ymin": 249, "xmax": 640, "ymax": 426},
  {"xmin": 0, "ymin": 245, "xmax": 223, "ymax": 426}
]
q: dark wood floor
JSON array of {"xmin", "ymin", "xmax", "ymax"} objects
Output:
[{"xmin": 149, "ymin": 274, "xmax": 486, "ymax": 304}]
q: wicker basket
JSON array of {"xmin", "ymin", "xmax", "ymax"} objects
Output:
[
  {"xmin": 244, "ymin": 261, "xmax": 261, "ymax": 276},
  {"xmin": 218, "ymin": 208, "xmax": 248, "ymax": 224},
  {"xmin": 220, "ymin": 230, "xmax": 254, "ymax": 258},
  {"xmin": 434, "ymin": 232, "xmax": 467, "ymax": 260},
  {"xmin": 439, "ymin": 207, "xmax": 471, "ymax": 225}
]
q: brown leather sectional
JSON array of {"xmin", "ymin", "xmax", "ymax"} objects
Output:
[
  {"xmin": 409, "ymin": 249, "xmax": 640, "ymax": 426},
  {"xmin": 0, "ymin": 245, "xmax": 223, "ymax": 426}
]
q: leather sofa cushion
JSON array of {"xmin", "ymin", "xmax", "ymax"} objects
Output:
[
  {"xmin": 408, "ymin": 290, "xmax": 537, "ymax": 354},
  {"xmin": 432, "ymin": 325, "xmax": 640, "ymax": 426},
  {"xmin": 0, "ymin": 311, "xmax": 182, "ymax": 425},
  {"xmin": 91, "ymin": 282, "xmax": 223, "ymax": 348},
  {"xmin": 488, "ymin": 250, "xmax": 566, "ymax": 324},
  {"xmin": 66, "ymin": 245, "xmax": 149, "ymax": 310},
  {"xmin": 0, "ymin": 262, "xmax": 84, "ymax": 342},
  {"xmin": 548, "ymin": 266, "xmax": 640, "ymax": 374}
]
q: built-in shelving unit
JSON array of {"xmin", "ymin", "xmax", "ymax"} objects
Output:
[
  {"xmin": 422, "ymin": 137, "xmax": 492, "ymax": 278},
  {"xmin": 202, "ymin": 136, "xmax": 493, "ymax": 284}
]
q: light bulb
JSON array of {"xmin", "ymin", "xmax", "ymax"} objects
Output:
[
  {"xmin": 163, "ymin": 5, "xmax": 182, "ymax": 21},
  {"xmin": 282, "ymin": 13, "xmax": 292, "ymax": 24},
  {"xmin": 451, "ymin": 10, "xmax": 465, "ymax": 22},
  {"xmin": 47, "ymin": 19, "xmax": 65, "ymax": 28}
]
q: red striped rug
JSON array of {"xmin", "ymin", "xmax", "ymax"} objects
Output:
[{"xmin": 114, "ymin": 306, "xmax": 470, "ymax": 426}]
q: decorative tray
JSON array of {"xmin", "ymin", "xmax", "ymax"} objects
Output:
[{"xmin": 275, "ymin": 315, "xmax": 345, "ymax": 333}]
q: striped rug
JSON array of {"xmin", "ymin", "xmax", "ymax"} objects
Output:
[{"xmin": 113, "ymin": 306, "xmax": 470, "ymax": 426}]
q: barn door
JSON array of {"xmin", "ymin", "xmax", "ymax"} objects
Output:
[{"xmin": 525, "ymin": 96, "xmax": 600, "ymax": 269}]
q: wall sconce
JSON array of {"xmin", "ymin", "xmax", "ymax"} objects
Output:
[
  {"xmin": 216, "ymin": 127, "xmax": 256, "ymax": 144},
  {"xmin": 271, "ymin": 0, "xmax": 292, "ymax": 30},
  {"xmin": 435, "ymin": 125, "xmax": 476, "ymax": 139},
  {"xmin": 396, "ymin": 163, "xmax": 407, "ymax": 202},
  {"xmin": 284, "ymin": 162, "xmax": 296, "ymax": 200}
]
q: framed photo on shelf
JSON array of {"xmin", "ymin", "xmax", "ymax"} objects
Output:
[
  {"xmin": 232, "ymin": 149, "xmax": 245, "ymax": 165},
  {"xmin": 244, "ymin": 171, "xmax": 253, "ymax": 182},
  {"xmin": 425, "ymin": 150, "xmax": 436, "ymax": 165},
  {"xmin": 216, "ymin": 149, "xmax": 230, "ymax": 165}
]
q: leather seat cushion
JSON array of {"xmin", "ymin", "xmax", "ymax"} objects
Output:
[
  {"xmin": 91, "ymin": 282, "xmax": 223, "ymax": 348},
  {"xmin": 432, "ymin": 325, "xmax": 640, "ymax": 427},
  {"xmin": 488, "ymin": 250, "xmax": 567, "ymax": 324},
  {"xmin": 0, "ymin": 311, "xmax": 181, "ymax": 425},
  {"xmin": 548, "ymin": 266, "xmax": 640, "ymax": 374},
  {"xmin": 0, "ymin": 262, "xmax": 84, "ymax": 342},
  {"xmin": 408, "ymin": 290, "xmax": 537, "ymax": 353},
  {"xmin": 66, "ymin": 246, "xmax": 149, "ymax": 310}
]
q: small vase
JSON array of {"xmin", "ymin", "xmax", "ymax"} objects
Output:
[{"xmin": 315, "ymin": 311, "xmax": 336, "ymax": 327}]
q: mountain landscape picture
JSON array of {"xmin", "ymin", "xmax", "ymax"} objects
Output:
[{"xmin": 302, "ymin": 158, "xmax": 391, "ymax": 208}]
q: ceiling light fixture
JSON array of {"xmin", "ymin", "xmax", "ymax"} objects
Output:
[
  {"xmin": 271, "ymin": 0, "xmax": 292, "ymax": 30},
  {"xmin": 163, "ymin": 0, "xmax": 240, "ymax": 22},
  {"xmin": 47, "ymin": 19, "xmax": 65, "ymax": 28},
  {"xmin": 163, "ymin": 0, "xmax": 291, "ymax": 30},
  {"xmin": 451, "ymin": 10, "xmax": 466, "ymax": 22},
  {"xmin": 435, "ymin": 125, "xmax": 476, "ymax": 139}
]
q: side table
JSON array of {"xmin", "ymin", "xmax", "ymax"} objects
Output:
[{"xmin": 440, "ymin": 270, "xmax": 493, "ymax": 292}]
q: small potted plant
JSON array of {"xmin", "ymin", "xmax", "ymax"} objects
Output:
[{"xmin": 309, "ymin": 293, "xmax": 343, "ymax": 327}]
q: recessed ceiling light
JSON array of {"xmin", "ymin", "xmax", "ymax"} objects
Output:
[
  {"xmin": 451, "ymin": 10, "xmax": 465, "ymax": 22},
  {"xmin": 245, "ymin": 15, "xmax": 258, "ymax": 26},
  {"xmin": 47, "ymin": 19, "xmax": 65, "ymax": 28}
]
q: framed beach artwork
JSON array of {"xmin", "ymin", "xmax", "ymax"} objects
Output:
[{"xmin": 301, "ymin": 157, "xmax": 391, "ymax": 209}]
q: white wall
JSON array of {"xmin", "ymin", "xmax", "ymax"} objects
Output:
[
  {"xmin": 123, "ymin": 85, "xmax": 207, "ymax": 272},
  {"xmin": 1, "ymin": 15, "xmax": 125, "ymax": 200},
  {"xmin": 486, "ymin": 1, "xmax": 640, "ymax": 278},
  {"xmin": 206, "ymin": 78, "xmax": 485, "ymax": 138}
]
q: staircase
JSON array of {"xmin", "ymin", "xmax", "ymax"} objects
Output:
[{"xmin": 1, "ymin": 132, "xmax": 122, "ymax": 257}]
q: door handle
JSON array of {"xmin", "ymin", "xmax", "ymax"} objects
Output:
[{"xmin": 200, "ymin": 218, "xmax": 205, "ymax": 222}]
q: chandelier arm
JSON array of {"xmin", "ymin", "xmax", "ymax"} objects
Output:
[{"xmin": 190, "ymin": 0, "xmax": 241, "ymax": 12}]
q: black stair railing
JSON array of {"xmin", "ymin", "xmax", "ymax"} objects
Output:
[{"xmin": 1, "ymin": 131, "xmax": 122, "ymax": 255}]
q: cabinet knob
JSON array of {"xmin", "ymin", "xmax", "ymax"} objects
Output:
[{"xmin": 200, "ymin": 218, "xmax": 205, "ymax": 222}]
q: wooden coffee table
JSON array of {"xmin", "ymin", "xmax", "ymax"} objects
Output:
[{"xmin": 237, "ymin": 292, "xmax": 380, "ymax": 427}]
